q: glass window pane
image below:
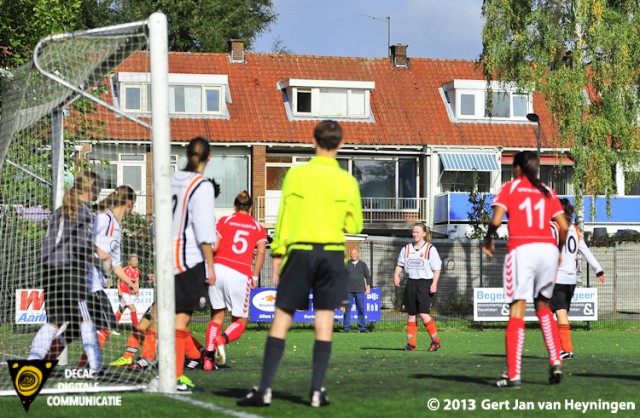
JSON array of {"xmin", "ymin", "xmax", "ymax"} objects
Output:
[
  {"xmin": 489, "ymin": 91, "xmax": 510, "ymax": 118},
  {"xmin": 398, "ymin": 159, "xmax": 417, "ymax": 198},
  {"xmin": 349, "ymin": 90, "xmax": 366, "ymax": 116},
  {"xmin": 120, "ymin": 154, "xmax": 144, "ymax": 161},
  {"xmin": 170, "ymin": 85, "xmax": 201, "ymax": 113},
  {"xmin": 125, "ymin": 86, "xmax": 141, "ymax": 110},
  {"xmin": 206, "ymin": 89, "xmax": 221, "ymax": 112},
  {"xmin": 353, "ymin": 160, "xmax": 395, "ymax": 198},
  {"xmin": 266, "ymin": 166, "xmax": 288, "ymax": 190},
  {"xmin": 203, "ymin": 156, "xmax": 249, "ymax": 208},
  {"xmin": 123, "ymin": 166, "xmax": 142, "ymax": 191},
  {"xmin": 460, "ymin": 94, "xmax": 475, "ymax": 116},
  {"xmin": 513, "ymin": 94, "xmax": 528, "ymax": 117},
  {"xmin": 319, "ymin": 88, "xmax": 347, "ymax": 117},
  {"xmin": 93, "ymin": 162, "xmax": 117, "ymax": 190},
  {"xmin": 297, "ymin": 90, "xmax": 311, "ymax": 113}
]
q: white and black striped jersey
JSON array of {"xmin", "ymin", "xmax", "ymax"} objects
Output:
[
  {"xmin": 551, "ymin": 223, "xmax": 603, "ymax": 285},
  {"xmin": 87, "ymin": 210, "xmax": 122, "ymax": 293},
  {"xmin": 172, "ymin": 171, "xmax": 216, "ymax": 275}
]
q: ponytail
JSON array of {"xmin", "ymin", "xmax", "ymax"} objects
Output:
[
  {"xmin": 513, "ymin": 151, "xmax": 550, "ymax": 197},
  {"xmin": 234, "ymin": 190, "xmax": 253, "ymax": 212},
  {"xmin": 62, "ymin": 171, "xmax": 99, "ymax": 220},
  {"xmin": 95, "ymin": 185, "xmax": 136, "ymax": 212},
  {"xmin": 184, "ymin": 137, "xmax": 210, "ymax": 172}
]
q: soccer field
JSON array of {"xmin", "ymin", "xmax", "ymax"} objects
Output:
[{"xmin": 1, "ymin": 328, "xmax": 638, "ymax": 418}]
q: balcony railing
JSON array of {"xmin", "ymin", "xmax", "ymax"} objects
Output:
[{"xmin": 255, "ymin": 196, "xmax": 429, "ymax": 227}]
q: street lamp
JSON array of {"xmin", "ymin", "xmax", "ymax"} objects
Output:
[{"xmin": 526, "ymin": 113, "xmax": 541, "ymax": 164}]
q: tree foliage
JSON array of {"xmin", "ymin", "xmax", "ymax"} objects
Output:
[{"xmin": 481, "ymin": 0, "xmax": 640, "ymax": 217}]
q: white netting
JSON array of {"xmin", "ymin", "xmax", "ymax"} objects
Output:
[{"xmin": 0, "ymin": 20, "xmax": 160, "ymax": 394}]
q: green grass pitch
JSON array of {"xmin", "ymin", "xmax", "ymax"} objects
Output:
[{"xmin": 1, "ymin": 327, "xmax": 638, "ymax": 418}]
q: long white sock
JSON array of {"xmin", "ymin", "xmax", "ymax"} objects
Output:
[
  {"xmin": 80, "ymin": 321, "xmax": 102, "ymax": 370},
  {"xmin": 28, "ymin": 323, "xmax": 58, "ymax": 360}
]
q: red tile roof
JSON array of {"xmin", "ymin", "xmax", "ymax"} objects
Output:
[{"xmin": 97, "ymin": 51, "xmax": 554, "ymax": 149}]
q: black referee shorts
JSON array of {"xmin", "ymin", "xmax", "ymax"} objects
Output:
[
  {"xmin": 550, "ymin": 283, "xmax": 576, "ymax": 312},
  {"xmin": 88, "ymin": 290, "xmax": 117, "ymax": 330},
  {"xmin": 175, "ymin": 262, "xmax": 209, "ymax": 314},
  {"xmin": 276, "ymin": 245, "xmax": 348, "ymax": 312},
  {"xmin": 402, "ymin": 279, "xmax": 434, "ymax": 315}
]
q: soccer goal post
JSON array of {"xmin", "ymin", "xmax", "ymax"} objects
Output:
[{"xmin": 0, "ymin": 12, "xmax": 175, "ymax": 394}]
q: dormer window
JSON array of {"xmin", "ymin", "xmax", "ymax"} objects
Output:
[
  {"xmin": 280, "ymin": 79, "xmax": 375, "ymax": 120},
  {"xmin": 116, "ymin": 73, "xmax": 230, "ymax": 117},
  {"xmin": 442, "ymin": 80, "xmax": 532, "ymax": 121}
]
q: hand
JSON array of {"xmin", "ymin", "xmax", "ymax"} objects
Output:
[
  {"xmin": 251, "ymin": 276, "xmax": 258, "ymax": 289},
  {"xmin": 205, "ymin": 269, "xmax": 216, "ymax": 286},
  {"xmin": 147, "ymin": 273, "xmax": 156, "ymax": 282},
  {"xmin": 393, "ymin": 276, "xmax": 401, "ymax": 288},
  {"xmin": 132, "ymin": 283, "xmax": 139, "ymax": 294},
  {"xmin": 598, "ymin": 273, "xmax": 606, "ymax": 284},
  {"xmin": 365, "ymin": 285, "xmax": 370, "ymax": 295},
  {"xmin": 482, "ymin": 237, "xmax": 495, "ymax": 257},
  {"xmin": 430, "ymin": 282, "xmax": 438, "ymax": 293}
]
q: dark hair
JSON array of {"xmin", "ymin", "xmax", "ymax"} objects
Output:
[
  {"xmin": 63, "ymin": 171, "xmax": 99, "ymax": 220},
  {"xmin": 313, "ymin": 120, "xmax": 343, "ymax": 150},
  {"xmin": 513, "ymin": 151, "xmax": 550, "ymax": 197},
  {"xmin": 208, "ymin": 178, "xmax": 221, "ymax": 198},
  {"xmin": 184, "ymin": 137, "xmax": 210, "ymax": 172},
  {"xmin": 95, "ymin": 185, "xmax": 136, "ymax": 211},
  {"xmin": 560, "ymin": 198, "xmax": 574, "ymax": 222},
  {"xmin": 234, "ymin": 190, "xmax": 253, "ymax": 212}
]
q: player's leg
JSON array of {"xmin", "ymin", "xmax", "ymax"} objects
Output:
[
  {"xmin": 417, "ymin": 280, "xmax": 440, "ymax": 351},
  {"xmin": 128, "ymin": 304, "xmax": 138, "ymax": 329},
  {"xmin": 550, "ymin": 284, "xmax": 575, "ymax": 359},
  {"xmin": 112, "ymin": 305, "xmax": 152, "ymax": 366},
  {"xmin": 403, "ymin": 280, "xmax": 418, "ymax": 350},
  {"xmin": 354, "ymin": 292, "xmax": 367, "ymax": 332}
]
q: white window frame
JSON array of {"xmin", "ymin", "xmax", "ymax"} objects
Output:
[
  {"xmin": 281, "ymin": 79, "xmax": 375, "ymax": 119},
  {"xmin": 121, "ymin": 83, "xmax": 150, "ymax": 112}
]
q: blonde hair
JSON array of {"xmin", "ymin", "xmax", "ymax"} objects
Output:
[
  {"xmin": 95, "ymin": 185, "xmax": 136, "ymax": 212},
  {"xmin": 62, "ymin": 171, "xmax": 98, "ymax": 220},
  {"xmin": 413, "ymin": 222, "xmax": 432, "ymax": 242}
]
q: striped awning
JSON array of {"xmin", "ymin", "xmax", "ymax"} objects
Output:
[{"xmin": 439, "ymin": 153, "xmax": 500, "ymax": 172}]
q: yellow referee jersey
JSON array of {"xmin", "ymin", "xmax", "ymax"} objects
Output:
[{"xmin": 271, "ymin": 156, "xmax": 363, "ymax": 257}]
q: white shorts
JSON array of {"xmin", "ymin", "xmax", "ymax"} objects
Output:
[
  {"xmin": 503, "ymin": 243, "xmax": 559, "ymax": 304},
  {"xmin": 120, "ymin": 292, "xmax": 135, "ymax": 307},
  {"xmin": 209, "ymin": 263, "xmax": 252, "ymax": 318}
]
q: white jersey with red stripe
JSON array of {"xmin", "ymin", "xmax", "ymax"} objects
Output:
[
  {"xmin": 396, "ymin": 242, "xmax": 442, "ymax": 280},
  {"xmin": 551, "ymin": 223, "xmax": 603, "ymax": 285},
  {"xmin": 215, "ymin": 212, "xmax": 267, "ymax": 277},
  {"xmin": 172, "ymin": 171, "xmax": 216, "ymax": 275},
  {"xmin": 88, "ymin": 210, "xmax": 122, "ymax": 293}
]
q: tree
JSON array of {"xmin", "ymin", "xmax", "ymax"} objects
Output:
[
  {"xmin": 481, "ymin": 0, "xmax": 640, "ymax": 218},
  {"xmin": 466, "ymin": 171, "xmax": 494, "ymax": 239},
  {"xmin": 104, "ymin": 0, "xmax": 277, "ymax": 52}
]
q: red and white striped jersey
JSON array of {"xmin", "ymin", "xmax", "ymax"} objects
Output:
[
  {"xmin": 492, "ymin": 176, "xmax": 563, "ymax": 251},
  {"xmin": 172, "ymin": 171, "xmax": 216, "ymax": 275},
  {"xmin": 215, "ymin": 212, "xmax": 267, "ymax": 277}
]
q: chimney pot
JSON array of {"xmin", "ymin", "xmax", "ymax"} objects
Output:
[
  {"xmin": 229, "ymin": 39, "xmax": 245, "ymax": 63},
  {"xmin": 390, "ymin": 44, "xmax": 408, "ymax": 68}
]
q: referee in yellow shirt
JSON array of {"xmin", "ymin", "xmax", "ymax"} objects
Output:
[{"xmin": 238, "ymin": 120, "xmax": 363, "ymax": 408}]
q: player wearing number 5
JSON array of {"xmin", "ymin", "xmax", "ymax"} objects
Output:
[
  {"xmin": 550, "ymin": 198, "xmax": 605, "ymax": 361},
  {"xmin": 483, "ymin": 151, "xmax": 569, "ymax": 388},
  {"xmin": 203, "ymin": 191, "xmax": 267, "ymax": 371}
]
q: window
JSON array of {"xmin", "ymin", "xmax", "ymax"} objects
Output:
[
  {"xmin": 89, "ymin": 149, "xmax": 147, "ymax": 214},
  {"xmin": 540, "ymin": 165, "xmax": 574, "ymax": 195},
  {"xmin": 352, "ymin": 158, "xmax": 418, "ymax": 205},
  {"xmin": 179, "ymin": 155, "xmax": 250, "ymax": 208},
  {"xmin": 441, "ymin": 171, "xmax": 490, "ymax": 193},
  {"xmin": 281, "ymin": 79, "xmax": 374, "ymax": 119},
  {"xmin": 170, "ymin": 85, "xmax": 223, "ymax": 114},
  {"xmin": 206, "ymin": 89, "xmax": 221, "ymax": 112},
  {"xmin": 513, "ymin": 94, "xmax": 529, "ymax": 117},
  {"xmin": 488, "ymin": 92, "xmax": 510, "ymax": 118},
  {"xmin": 460, "ymin": 94, "xmax": 475, "ymax": 116},
  {"xmin": 122, "ymin": 84, "xmax": 150, "ymax": 112}
]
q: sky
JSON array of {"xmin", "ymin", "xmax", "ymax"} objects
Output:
[{"xmin": 252, "ymin": 0, "xmax": 485, "ymax": 59}]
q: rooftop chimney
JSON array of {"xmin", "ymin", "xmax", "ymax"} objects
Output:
[
  {"xmin": 229, "ymin": 39, "xmax": 245, "ymax": 63},
  {"xmin": 390, "ymin": 44, "xmax": 408, "ymax": 68}
]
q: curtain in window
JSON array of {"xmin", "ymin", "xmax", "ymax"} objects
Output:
[
  {"xmin": 319, "ymin": 88, "xmax": 347, "ymax": 117},
  {"xmin": 170, "ymin": 85, "xmax": 201, "ymax": 113}
]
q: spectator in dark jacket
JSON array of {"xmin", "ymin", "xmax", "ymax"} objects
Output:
[{"xmin": 343, "ymin": 248, "xmax": 371, "ymax": 332}]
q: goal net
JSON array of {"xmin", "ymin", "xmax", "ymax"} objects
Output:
[{"xmin": 0, "ymin": 15, "xmax": 171, "ymax": 395}]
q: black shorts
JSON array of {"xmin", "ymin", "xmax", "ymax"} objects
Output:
[
  {"xmin": 276, "ymin": 245, "xmax": 348, "ymax": 311},
  {"xmin": 175, "ymin": 262, "xmax": 209, "ymax": 314},
  {"xmin": 550, "ymin": 284, "xmax": 576, "ymax": 312},
  {"xmin": 142, "ymin": 304, "xmax": 155, "ymax": 321},
  {"xmin": 44, "ymin": 268, "xmax": 88, "ymax": 340},
  {"xmin": 88, "ymin": 290, "xmax": 117, "ymax": 330},
  {"xmin": 402, "ymin": 279, "xmax": 434, "ymax": 315}
]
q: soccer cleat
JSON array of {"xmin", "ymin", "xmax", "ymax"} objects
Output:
[
  {"xmin": 203, "ymin": 355, "xmax": 214, "ymax": 371},
  {"xmin": 549, "ymin": 364, "xmax": 563, "ymax": 384},
  {"xmin": 495, "ymin": 377, "xmax": 522, "ymax": 388},
  {"xmin": 109, "ymin": 356, "xmax": 132, "ymax": 367},
  {"xmin": 185, "ymin": 358, "xmax": 200, "ymax": 370},
  {"xmin": 403, "ymin": 344, "xmax": 416, "ymax": 351},
  {"xmin": 178, "ymin": 374, "xmax": 195, "ymax": 388},
  {"xmin": 310, "ymin": 388, "xmax": 330, "ymax": 407},
  {"xmin": 237, "ymin": 387, "xmax": 272, "ymax": 407},
  {"xmin": 428, "ymin": 341, "xmax": 442, "ymax": 352},
  {"xmin": 129, "ymin": 358, "xmax": 155, "ymax": 371},
  {"xmin": 560, "ymin": 351, "xmax": 574, "ymax": 360},
  {"xmin": 111, "ymin": 330, "xmax": 121, "ymax": 336},
  {"xmin": 214, "ymin": 344, "xmax": 226, "ymax": 366}
]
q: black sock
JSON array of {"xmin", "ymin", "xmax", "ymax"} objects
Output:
[
  {"xmin": 311, "ymin": 340, "xmax": 332, "ymax": 392},
  {"xmin": 259, "ymin": 336, "xmax": 285, "ymax": 391}
]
